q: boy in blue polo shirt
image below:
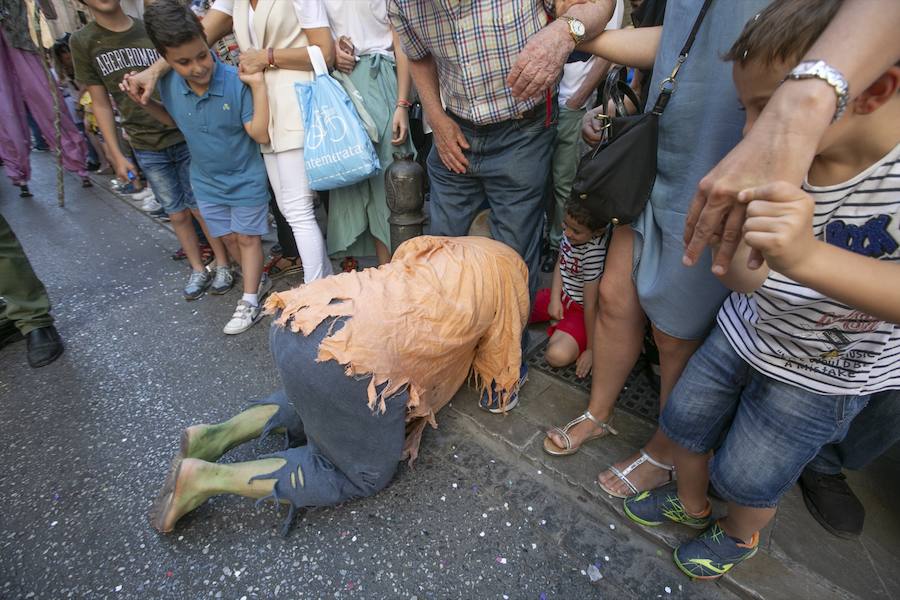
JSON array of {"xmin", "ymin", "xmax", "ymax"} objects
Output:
[{"xmin": 138, "ymin": 0, "xmax": 272, "ymax": 334}]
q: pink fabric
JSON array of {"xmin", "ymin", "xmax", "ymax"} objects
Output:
[{"xmin": 0, "ymin": 29, "xmax": 87, "ymax": 184}]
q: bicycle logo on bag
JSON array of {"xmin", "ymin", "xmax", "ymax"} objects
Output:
[{"xmin": 307, "ymin": 106, "xmax": 348, "ymax": 150}]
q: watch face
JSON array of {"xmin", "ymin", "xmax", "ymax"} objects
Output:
[{"xmin": 572, "ymin": 20, "xmax": 586, "ymax": 36}]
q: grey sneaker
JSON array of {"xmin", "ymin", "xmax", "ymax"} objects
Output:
[
  {"xmin": 183, "ymin": 270, "xmax": 211, "ymax": 301},
  {"xmin": 223, "ymin": 300, "xmax": 262, "ymax": 335},
  {"xmin": 210, "ymin": 265, "xmax": 234, "ymax": 295},
  {"xmin": 257, "ymin": 272, "xmax": 273, "ymax": 300}
]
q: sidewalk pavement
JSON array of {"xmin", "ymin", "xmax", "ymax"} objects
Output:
[{"xmin": 2, "ymin": 158, "xmax": 897, "ymax": 599}]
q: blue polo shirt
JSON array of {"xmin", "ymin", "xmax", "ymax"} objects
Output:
[{"xmin": 158, "ymin": 58, "xmax": 267, "ymax": 207}]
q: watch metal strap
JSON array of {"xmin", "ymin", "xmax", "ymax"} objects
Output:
[{"xmin": 785, "ymin": 60, "xmax": 850, "ymax": 123}]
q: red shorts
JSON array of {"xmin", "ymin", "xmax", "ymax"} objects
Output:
[{"xmin": 529, "ymin": 288, "xmax": 587, "ymax": 353}]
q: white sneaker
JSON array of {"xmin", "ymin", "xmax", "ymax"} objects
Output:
[
  {"xmin": 223, "ymin": 300, "xmax": 262, "ymax": 335},
  {"xmin": 129, "ymin": 187, "xmax": 154, "ymax": 201},
  {"xmin": 140, "ymin": 196, "xmax": 162, "ymax": 212}
]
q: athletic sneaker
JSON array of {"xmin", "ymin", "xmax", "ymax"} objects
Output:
[
  {"xmin": 210, "ymin": 265, "xmax": 234, "ymax": 295},
  {"xmin": 141, "ymin": 196, "xmax": 162, "ymax": 212},
  {"xmin": 129, "ymin": 187, "xmax": 154, "ymax": 201},
  {"xmin": 183, "ymin": 270, "xmax": 211, "ymax": 301},
  {"xmin": 149, "ymin": 208, "xmax": 170, "ymax": 222},
  {"xmin": 623, "ymin": 483, "xmax": 712, "ymax": 529},
  {"xmin": 223, "ymin": 300, "xmax": 262, "ymax": 335},
  {"xmin": 673, "ymin": 522, "xmax": 759, "ymax": 580},
  {"xmin": 479, "ymin": 363, "xmax": 528, "ymax": 413}
]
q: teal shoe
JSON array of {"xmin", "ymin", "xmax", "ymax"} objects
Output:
[
  {"xmin": 674, "ymin": 522, "xmax": 759, "ymax": 580},
  {"xmin": 623, "ymin": 484, "xmax": 711, "ymax": 529}
]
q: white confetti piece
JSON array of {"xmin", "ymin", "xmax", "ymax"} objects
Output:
[
  {"xmin": 587, "ymin": 564, "xmax": 602, "ymax": 582},
  {"xmin": 609, "ymin": 524, "xmax": 616, "ymax": 530},
  {"xmin": 479, "ymin": 531, "xmax": 485, "ymax": 537},
  {"xmin": 115, "ymin": 586, "xmax": 122, "ymax": 592},
  {"xmin": 505, "ymin": 522, "xmax": 511, "ymax": 527},
  {"xmin": 665, "ymin": 587, "xmax": 671, "ymax": 594},
  {"xmin": 351, "ymin": 536, "xmax": 357, "ymax": 542},
  {"xmin": 452, "ymin": 483, "xmax": 458, "ymax": 489},
  {"xmin": 531, "ymin": 543, "xmax": 537, "ymax": 550},
  {"xmin": 440, "ymin": 496, "xmax": 446, "ymax": 501},
  {"xmin": 482, "ymin": 513, "xmax": 488, "ymax": 518},
  {"xmin": 527, "ymin": 506, "xmax": 533, "ymax": 512},
  {"xmin": 537, "ymin": 470, "xmax": 542, "ymax": 475},
  {"xmin": 49, "ymin": 521, "xmax": 58, "ymax": 527},
  {"xmin": 540, "ymin": 519, "xmax": 546, "ymax": 525},
  {"xmin": 604, "ymin": 556, "xmax": 610, "ymax": 562}
]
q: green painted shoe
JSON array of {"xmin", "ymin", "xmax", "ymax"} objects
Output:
[
  {"xmin": 674, "ymin": 522, "xmax": 759, "ymax": 580},
  {"xmin": 623, "ymin": 483, "xmax": 711, "ymax": 529}
]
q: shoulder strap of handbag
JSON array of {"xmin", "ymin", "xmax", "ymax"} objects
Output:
[{"xmin": 650, "ymin": 0, "xmax": 715, "ymax": 115}]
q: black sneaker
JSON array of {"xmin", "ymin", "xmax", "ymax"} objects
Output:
[
  {"xmin": 541, "ymin": 248, "xmax": 559, "ymax": 273},
  {"xmin": 798, "ymin": 468, "xmax": 865, "ymax": 539}
]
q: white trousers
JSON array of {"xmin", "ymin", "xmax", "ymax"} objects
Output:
[{"xmin": 264, "ymin": 148, "xmax": 333, "ymax": 282}]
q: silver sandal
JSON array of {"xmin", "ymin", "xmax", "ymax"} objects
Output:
[
  {"xmin": 599, "ymin": 448, "xmax": 676, "ymax": 498},
  {"xmin": 543, "ymin": 410, "xmax": 618, "ymax": 456}
]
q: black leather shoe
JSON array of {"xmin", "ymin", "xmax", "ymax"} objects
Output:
[
  {"xmin": 0, "ymin": 321, "xmax": 24, "ymax": 350},
  {"xmin": 541, "ymin": 248, "xmax": 559, "ymax": 273},
  {"xmin": 26, "ymin": 325, "xmax": 64, "ymax": 368},
  {"xmin": 798, "ymin": 468, "xmax": 865, "ymax": 539}
]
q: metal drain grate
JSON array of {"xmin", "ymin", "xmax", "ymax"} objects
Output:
[{"xmin": 526, "ymin": 340, "xmax": 661, "ymax": 423}]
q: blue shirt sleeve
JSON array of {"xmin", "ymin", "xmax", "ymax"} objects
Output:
[
  {"xmin": 239, "ymin": 81, "xmax": 254, "ymax": 125},
  {"xmin": 158, "ymin": 70, "xmax": 175, "ymax": 109}
]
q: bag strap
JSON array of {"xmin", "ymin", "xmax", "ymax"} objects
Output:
[
  {"xmin": 306, "ymin": 45, "xmax": 328, "ymax": 77},
  {"xmin": 650, "ymin": 0, "xmax": 714, "ymax": 115},
  {"xmin": 600, "ymin": 66, "xmax": 642, "ymax": 117}
]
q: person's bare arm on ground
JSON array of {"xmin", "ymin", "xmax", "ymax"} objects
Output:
[
  {"xmin": 683, "ymin": 0, "xmax": 900, "ymax": 275},
  {"xmin": 86, "ymin": 85, "xmax": 136, "ymax": 182},
  {"xmin": 576, "ymin": 277, "xmax": 600, "ymax": 378},
  {"xmin": 578, "ymin": 26, "xmax": 660, "ymax": 70},
  {"xmin": 408, "ymin": 54, "xmax": 470, "ymax": 173},
  {"xmin": 508, "ymin": 0, "xmax": 616, "ymax": 99},
  {"xmin": 121, "ymin": 8, "xmax": 234, "ymax": 104}
]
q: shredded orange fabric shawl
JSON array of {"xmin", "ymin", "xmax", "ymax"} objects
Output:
[{"xmin": 265, "ymin": 236, "xmax": 530, "ymax": 462}]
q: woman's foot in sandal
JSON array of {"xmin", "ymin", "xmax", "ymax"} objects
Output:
[
  {"xmin": 597, "ymin": 448, "xmax": 675, "ymax": 498},
  {"xmin": 543, "ymin": 409, "xmax": 617, "ymax": 456}
]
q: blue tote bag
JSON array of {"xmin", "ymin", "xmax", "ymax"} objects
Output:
[{"xmin": 295, "ymin": 46, "xmax": 380, "ymax": 191}]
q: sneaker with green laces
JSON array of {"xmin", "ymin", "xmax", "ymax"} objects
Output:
[
  {"xmin": 623, "ymin": 484, "xmax": 711, "ymax": 529},
  {"xmin": 674, "ymin": 522, "xmax": 759, "ymax": 580}
]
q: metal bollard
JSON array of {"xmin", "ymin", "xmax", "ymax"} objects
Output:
[{"xmin": 385, "ymin": 153, "xmax": 426, "ymax": 256}]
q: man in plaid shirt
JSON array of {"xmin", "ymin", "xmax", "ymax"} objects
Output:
[{"xmin": 388, "ymin": 0, "xmax": 614, "ymax": 300}]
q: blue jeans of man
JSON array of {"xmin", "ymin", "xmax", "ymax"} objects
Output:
[
  {"xmin": 426, "ymin": 108, "xmax": 557, "ymax": 302},
  {"xmin": 806, "ymin": 389, "xmax": 900, "ymax": 475}
]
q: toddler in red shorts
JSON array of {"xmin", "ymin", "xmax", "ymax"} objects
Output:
[{"xmin": 531, "ymin": 198, "xmax": 609, "ymax": 377}]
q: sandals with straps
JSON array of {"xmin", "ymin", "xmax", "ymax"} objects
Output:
[
  {"xmin": 599, "ymin": 448, "xmax": 676, "ymax": 499},
  {"xmin": 543, "ymin": 410, "xmax": 618, "ymax": 456}
]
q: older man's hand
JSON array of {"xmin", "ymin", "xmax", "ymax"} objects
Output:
[{"xmin": 508, "ymin": 19, "xmax": 574, "ymax": 100}]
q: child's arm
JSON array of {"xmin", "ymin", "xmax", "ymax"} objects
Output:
[
  {"xmin": 86, "ymin": 85, "xmax": 136, "ymax": 182},
  {"xmin": 548, "ymin": 258, "xmax": 564, "ymax": 321},
  {"xmin": 576, "ymin": 277, "xmax": 600, "ymax": 378},
  {"xmin": 578, "ymin": 26, "xmax": 661, "ymax": 70},
  {"xmin": 713, "ymin": 240, "xmax": 770, "ymax": 294},
  {"xmin": 238, "ymin": 65, "xmax": 270, "ymax": 145},
  {"xmin": 740, "ymin": 182, "xmax": 900, "ymax": 324},
  {"xmin": 141, "ymin": 98, "xmax": 176, "ymax": 128}
]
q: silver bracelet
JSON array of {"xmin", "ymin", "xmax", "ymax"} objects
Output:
[{"xmin": 784, "ymin": 60, "xmax": 850, "ymax": 123}]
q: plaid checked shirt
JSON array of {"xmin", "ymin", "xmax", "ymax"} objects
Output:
[{"xmin": 388, "ymin": 0, "xmax": 557, "ymax": 126}]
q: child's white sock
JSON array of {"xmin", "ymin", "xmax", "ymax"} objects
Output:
[{"xmin": 242, "ymin": 292, "xmax": 259, "ymax": 307}]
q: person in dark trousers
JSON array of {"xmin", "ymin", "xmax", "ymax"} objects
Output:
[{"xmin": 0, "ymin": 213, "xmax": 64, "ymax": 368}]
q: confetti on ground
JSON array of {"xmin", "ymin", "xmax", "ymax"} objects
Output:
[
  {"xmin": 587, "ymin": 564, "xmax": 602, "ymax": 582},
  {"xmin": 527, "ymin": 506, "xmax": 533, "ymax": 512},
  {"xmin": 540, "ymin": 520, "xmax": 546, "ymax": 526},
  {"xmin": 440, "ymin": 496, "xmax": 446, "ymax": 501},
  {"xmin": 540, "ymin": 594, "xmax": 547, "ymax": 600},
  {"xmin": 479, "ymin": 531, "xmax": 485, "ymax": 537},
  {"xmin": 483, "ymin": 513, "xmax": 488, "ymax": 518},
  {"xmin": 49, "ymin": 521, "xmax": 58, "ymax": 527},
  {"xmin": 115, "ymin": 585, "xmax": 122, "ymax": 592},
  {"xmin": 665, "ymin": 586, "xmax": 672, "ymax": 594},
  {"xmin": 165, "ymin": 571, "xmax": 173, "ymax": 578},
  {"xmin": 531, "ymin": 543, "xmax": 537, "ymax": 550},
  {"xmin": 537, "ymin": 470, "xmax": 542, "ymax": 475},
  {"xmin": 505, "ymin": 522, "xmax": 511, "ymax": 527},
  {"xmin": 495, "ymin": 556, "xmax": 508, "ymax": 565},
  {"xmin": 604, "ymin": 556, "xmax": 610, "ymax": 562},
  {"xmin": 609, "ymin": 524, "xmax": 616, "ymax": 530},
  {"xmin": 452, "ymin": 483, "xmax": 458, "ymax": 489}
]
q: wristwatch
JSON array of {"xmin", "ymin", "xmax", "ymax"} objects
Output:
[
  {"xmin": 560, "ymin": 16, "xmax": 587, "ymax": 45},
  {"xmin": 784, "ymin": 60, "xmax": 850, "ymax": 123}
]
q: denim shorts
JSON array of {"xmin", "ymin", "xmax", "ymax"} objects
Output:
[
  {"xmin": 132, "ymin": 141, "xmax": 196, "ymax": 214},
  {"xmin": 660, "ymin": 326, "xmax": 871, "ymax": 508},
  {"xmin": 197, "ymin": 200, "xmax": 269, "ymax": 238}
]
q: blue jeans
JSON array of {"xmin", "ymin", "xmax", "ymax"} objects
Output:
[
  {"xmin": 806, "ymin": 389, "xmax": 900, "ymax": 475},
  {"xmin": 132, "ymin": 141, "xmax": 196, "ymax": 214},
  {"xmin": 426, "ymin": 109, "xmax": 557, "ymax": 301},
  {"xmin": 248, "ymin": 318, "xmax": 409, "ymax": 517},
  {"xmin": 660, "ymin": 326, "xmax": 870, "ymax": 508}
]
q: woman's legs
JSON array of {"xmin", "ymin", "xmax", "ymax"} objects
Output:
[
  {"xmin": 264, "ymin": 149, "xmax": 332, "ymax": 282},
  {"xmin": 546, "ymin": 226, "xmax": 646, "ymax": 448}
]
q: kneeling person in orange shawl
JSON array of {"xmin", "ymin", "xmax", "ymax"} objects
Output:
[{"xmin": 151, "ymin": 236, "xmax": 529, "ymax": 534}]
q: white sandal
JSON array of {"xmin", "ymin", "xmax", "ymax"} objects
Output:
[
  {"xmin": 598, "ymin": 448, "xmax": 675, "ymax": 498},
  {"xmin": 543, "ymin": 410, "xmax": 618, "ymax": 456}
]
